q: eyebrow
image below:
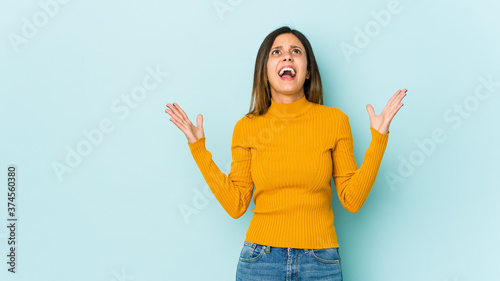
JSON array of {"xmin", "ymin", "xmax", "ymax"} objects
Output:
[{"xmin": 271, "ymin": 45, "xmax": 304, "ymax": 51}]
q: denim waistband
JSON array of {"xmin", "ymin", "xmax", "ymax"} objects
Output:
[{"xmin": 244, "ymin": 240, "xmax": 338, "ymax": 254}]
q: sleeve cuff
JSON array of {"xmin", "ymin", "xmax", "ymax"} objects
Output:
[
  {"xmin": 187, "ymin": 137, "xmax": 206, "ymax": 156},
  {"xmin": 369, "ymin": 127, "xmax": 389, "ymax": 151},
  {"xmin": 370, "ymin": 127, "xmax": 390, "ymax": 137}
]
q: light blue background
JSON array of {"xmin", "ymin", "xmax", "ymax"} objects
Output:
[{"xmin": 1, "ymin": 0, "xmax": 499, "ymax": 280}]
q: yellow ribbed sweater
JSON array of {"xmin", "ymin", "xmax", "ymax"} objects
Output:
[{"xmin": 187, "ymin": 95, "xmax": 389, "ymax": 249}]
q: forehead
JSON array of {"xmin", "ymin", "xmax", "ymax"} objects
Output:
[{"xmin": 271, "ymin": 33, "xmax": 304, "ymax": 48}]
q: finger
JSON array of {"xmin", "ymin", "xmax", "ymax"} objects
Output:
[
  {"xmin": 170, "ymin": 116, "xmax": 185, "ymax": 133},
  {"xmin": 166, "ymin": 105, "xmax": 189, "ymax": 129},
  {"xmin": 387, "ymin": 103, "xmax": 404, "ymax": 121},
  {"xmin": 169, "ymin": 103, "xmax": 189, "ymax": 122},
  {"xmin": 196, "ymin": 114, "xmax": 203, "ymax": 129},
  {"xmin": 167, "ymin": 104, "xmax": 184, "ymax": 120},
  {"xmin": 395, "ymin": 88, "xmax": 407, "ymax": 102},
  {"xmin": 165, "ymin": 107, "xmax": 176, "ymax": 117},
  {"xmin": 166, "ymin": 105, "xmax": 191, "ymax": 129},
  {"xmin": 167, "ymin": 103, "xmax": 191, "ymax": 124},
  {"xmin": 390, "ymin": 89, "xmax": 405, "ymax": 107},
  {"xmin": 366, "ymin": 104, "xmax": 376, "ymax": 119},
  {"xmin": 173, "ymin": 103, "xmax": 190, "ymax": 121},
  {"xmin": 169, "ymin": 116, "xmax": 189, "ymax": 132},
  {"xmin": 166, "ymin": 104, "xmax": 182, "ymax": 120},
  {"xmin": 386, "ymin": 90, "xmax": 401, "ymax": 107},
  {"xmin": 397, "ymin": 89, "xmax": 407, "ymax": 103},
  {"xmin": 390, "ymin": 89, "xmax": 407, "ymax": 108},
  {"xmin": 165, "ymin": 108, "xmax": 186, "ymax": 128}
]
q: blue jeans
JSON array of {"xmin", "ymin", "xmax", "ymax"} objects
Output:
[{"xmin": 236, "ymin": 240, "xmax": 343, "ymax": 280}]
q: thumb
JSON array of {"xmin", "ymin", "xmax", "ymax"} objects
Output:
[
  {"xmin": 196, "ymin": 114, "xmax": 203, "ymax": 129},
  {"xmin": 366, "ymin": 104, "xmax": 376, "ymax": 119}
]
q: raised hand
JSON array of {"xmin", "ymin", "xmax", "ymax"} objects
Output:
[
  {"xmin": 366, "ymin": 88, "xmax": 407, "ymax": 134},
  {"xmin": 165, "ymin": 102, "xmax": 205, "ymax": 143}
]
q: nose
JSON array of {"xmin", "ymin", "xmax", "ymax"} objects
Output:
[{"xmin": 282, "ymin": 53, "xmax": 292, "ymax": 61}]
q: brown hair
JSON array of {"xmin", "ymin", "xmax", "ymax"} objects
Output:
[{"xmin": 245, "ymin": 26, "xmax": 324, "ymax": 118}]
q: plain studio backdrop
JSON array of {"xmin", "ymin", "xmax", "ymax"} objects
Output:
[{"xmin": 1, "ymin": 0, "xmax": 499, "ymax": 280}]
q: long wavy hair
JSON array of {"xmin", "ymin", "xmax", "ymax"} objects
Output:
[{"xmin": 245, "ymin": 26, "xmax": 324, "ymax": 118}]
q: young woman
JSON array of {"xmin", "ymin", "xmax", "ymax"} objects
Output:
[{"xmin": 165, "ymin": 26, "xmax": 406, "ymax": 280}]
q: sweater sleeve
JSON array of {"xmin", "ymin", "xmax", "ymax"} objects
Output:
[
  {"xmin": 331, "ymin": 111, "xmax": 389, "ymax": 213},
  {"xmin": 187, "ymin": 119, "xmax": 254, "ymax": 219}
]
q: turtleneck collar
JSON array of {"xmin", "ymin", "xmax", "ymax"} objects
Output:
[{"xmin": 266, "ymin": 94, "xmax": 314, "ymax": 118}]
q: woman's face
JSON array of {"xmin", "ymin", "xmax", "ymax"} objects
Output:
[{"xmin": 266, "ymin": 33, "xmax": 309, "ymax": 99}]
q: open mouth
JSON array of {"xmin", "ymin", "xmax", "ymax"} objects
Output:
[{"xmin": 278, "ymin": 65, "xmax": 296, "ymax": 81}]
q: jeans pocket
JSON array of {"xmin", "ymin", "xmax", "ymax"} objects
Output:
[
  {"xmin": 310, "ymin": 247, "xmax": 340, "ymax": 264},
  {"xmin": 239, "ymin": 241, "xmax": 265, "ymax": 263}
]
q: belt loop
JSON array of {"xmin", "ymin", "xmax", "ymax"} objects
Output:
[
  {"xmin": 265, "ymin": 245, "xmax": 271, "ymax": 253},
  {"xmin": 304, "ymin": 248, "xmax": 309, "ymax": 253}
]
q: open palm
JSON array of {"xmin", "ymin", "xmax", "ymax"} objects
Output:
[
  {"xmin": 366, "ymin": 88, "xmax": 407, "ymax": 134},
  {"xmin": 165, "ymin": 102, "xmax": 205, "ymax": 144}
]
